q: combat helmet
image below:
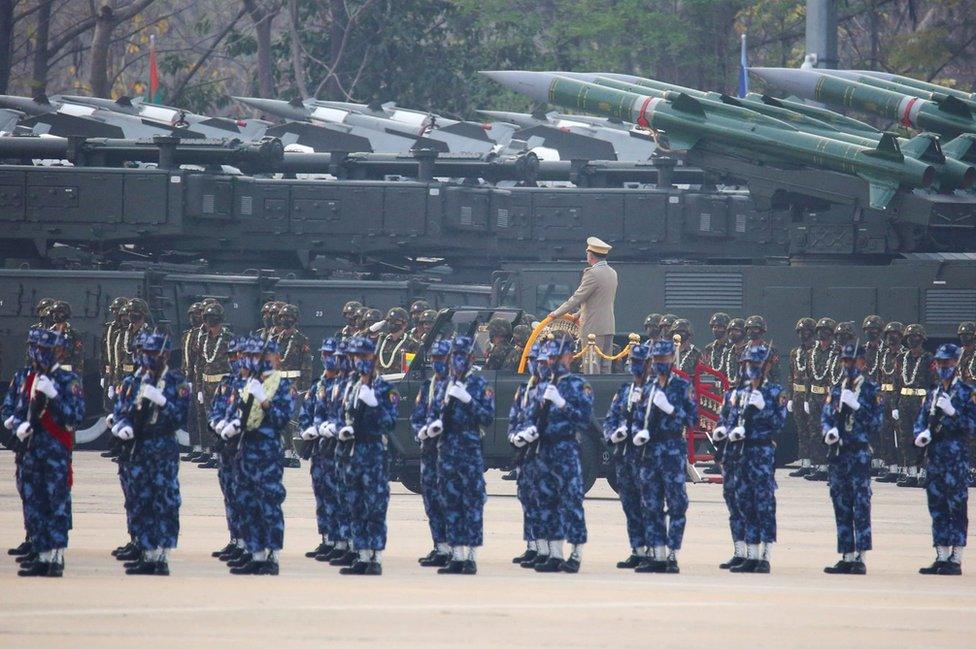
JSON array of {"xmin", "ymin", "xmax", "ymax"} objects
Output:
[
  {"xmin": 488, "ymin": 317, "xmax": 513, "ymax": 340},
  {"xmin": 708, "ymin": 312, "xmax": 731, "ymax": 328},
  {"xmin": 795, "ymin": 317, "xmax": 816, "ymax": 333}
]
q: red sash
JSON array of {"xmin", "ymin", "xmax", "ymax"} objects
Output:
[{"xmin": 24, "ymin": 372, "xmax": 74, "ymax": 488}]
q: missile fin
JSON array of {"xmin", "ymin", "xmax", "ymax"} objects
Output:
[
  {"xmin": 942, "ymin": 133, "xmax": 976, "ymax": 163},
  {"xmin": 863, "ymin": 132, "xmax": 904, "ymax": 162},
  {"xmin": 288, "ymin": 97, "xmax": 305, "ymax": 108},
  {"xmin": 668, "ymin": 92, "xmax": 706, "ymax": 117},
  {"xmin": 860, "ymin": 175, "xmax": 899, "ymax": 210},
  {"xmin": 116, "ymin": 96, "xmax": 134, "ymax": 107},
  {"xmin": 661, "ymin": 129, "xmax": 700, "ymax": 151},
  {"xmin": 935, "ymin": 94, "xmax": 973, "ymax": 118}
]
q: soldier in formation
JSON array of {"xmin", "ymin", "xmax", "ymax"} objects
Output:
[
  {"xmin": 787, "ymin": 318, "xmax": 816, "ymax": 476},
  {"xmin": 274, "ymin": 303, "xmax": 311, "ymax": 468},
  {"xmin": 509, "ymin": 343, "xmax": 547, "ymax": 567},
  {"xmin": 375, "ymin": 307, "xmax": 411, "ymax": 373}
]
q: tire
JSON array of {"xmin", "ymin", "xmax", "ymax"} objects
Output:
[
  {"xmin": 398, "ymin": 464, "xmax": 423, "ymax": 495},
  {"xmin": 579, "ymin": 432, "xmax": 601, "ymax": 494}
]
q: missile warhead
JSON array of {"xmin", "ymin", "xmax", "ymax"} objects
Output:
[
  {"xmin": 0, "ymin": 94, "xmax": 58, "ymax": 116},
  {"xmin": 57, "ymin": 94, "xmax": 142, "ymax": 115},
  {"xmin": 234, "ymin": 96, "xmax": 313, "ymax": 122}
]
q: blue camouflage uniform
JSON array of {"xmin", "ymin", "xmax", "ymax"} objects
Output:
[
  {"xmin": 16, "ymin": 362, "xmax": 85, "ymax": 554},
  {"xmin": 410, "ymin": 363, "xmax": 449, "ymax": 548},
  {"xmin": 732, "ymin": 378, "xmax": 786, "ymax": 546},
  {"xmin": 914, "ymin": 375, "xmax": 976, "ymax": 549},
  {"xmin": 636, "ymin": 367, "xmax": 697, "ymax": 552},
  {"xmin": 717, "ymin": 382, "xmax": 746, "ymax": 550},
  {"xmin": 303, "ymin": 371, "xmax": 340, "ymax": 540},
  {"xmin": 117, "ymin": 364, "xmax": 190, "ymax": 552},
  {"xmin": 436, "ymin": 338, "xmax": 495, "ymax": 549},
  {"xmin": 604, "ymin": 380, "xmax": 648, "ymax": 553},
  {"xmin": 510, "ymin": 376, "xmax": 542, "ymax": 545},
  {"xmin": 821, "ymin": 371, "xmax": 882, "ymax": 554},
  {"xmin": 530, "ymin": 354, "xmax": 593, "ymax": 546},
  {"xmin": 211, "ymin": 353, "xmax": 244, "ymax": 545},
  {"xmin": 233, "ymin": 369, "xmax": 295, "ymax": 554},
  {"xmin": 331, "ymin": 373, "xmax": 357, "ymax": 547},
  {"xmin": 3, "ymin": 367, "xmax": 32, "ymax": 547}
]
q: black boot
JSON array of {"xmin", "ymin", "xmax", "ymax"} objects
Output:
[
  {"xmin": 199, "ymin": 457, "xmax": 220, "ymax": 469},
  {"xmin": 501, "ymin": 469, "xmax": 518, "ymax": 481},
  {"xmin": 8, "ymin": 540, "xmax": 32, "ymax": 556},
  {"xmin": 522, "ymin": 553, "xmax": 548, "ymax": 569},
  {"xmin": 18, "ymin": 561, "xmax": 62, "ymax": 577},
  {"xmin": 788, "ymin": 466, "xmax": 812, "ymax": 478},
  {"xmin": 752, "ymin": 560, "xmax": 771, "ymax": 573},
  {"xmin": 339, "ymin": 561, "xmax": 370, "ymax": 575},
  {"xmin": 729, "ymin": 559, "xmax": 759, "ymax": 573},
  {"xmin": 111, "ymin": 541, "xmax": 132, "ymax": 558},
  {"xmin": 823, "ymin": 560, "xmax": 853, "ymax": 574},
  {"xmin": 329, "ymin": 550, "xmax": 357, "ymax": 567},
  {"xmin": 220, "ymin": 546, "xmax": 244, "ymax": 562},
  {"xmin": 512, "ymin": 549, "xmax": 538, "ymax": 564},
  {"xmin": 230, "ymin": 560, "xmax": 279, "ymax": 575},
  {"xmin": 719, "ymin": 556, "xmax": 745, "ymax": 570},
  {"xmin": 227, "ymin": 552, "xmax": 254, "ymax": 569},
  {"xmin": 534, "ymin": 557, "xmax": 565, "ymax": 573},
  {"xmin": 306, "ymin": 541, "xmax": 330, "ymax": 559},
  {"xmin": 665, "ymin": 557, "xmax": 680, "ymax": 573},
  {"xmin": 214, "ymin": 542, "xmax": 237, "ymax": 558},
  {"xmin": 634, "ymin": 559, "xmax": 667, "ymax": 573},
  {"xmin": 897, "ymin": 474, "xmax": 918, "ymax": 488},
  {"xmin": 936, "ymin": 562, "xmax": 962, "ymax": 576},
  {"xmin": 437, "ymin": 560, "xmax": 468, "ymax": 574},
  {"xmin": 561, "ymin": 558, "xmax": 580, "ymax": 573},
  {"xmin": 876, "ymin": 471, "xmax": 901, "ymax": 483},
  {"xmin": 804, "ymin": 467, "xmax": 828, "ymax": 481},
  {"xmin": 616, "ymin": 554, "xmax": 642, "ymax": 569},
  {"xmin": 419, "ymin": 552, "xmax": 450, "ymax": 568},
  {"xmin": 115, "ymin": 545, "xmax": 141, "ymax": 561},
  {"xmin": 364, "ymin": 561, "xmax": 383, "ymax": 575},
  {"xmin": 282, "ymin": 456, "xmax": 301, "ymax": 469},
  {"xmin": 16, "ymin": 551, "xmax": 38, "ymax": 565},
  {"xmin": 919, "ymin": 560, "xmax": 951, "ymax": 575},
  {"xmin": 126, "ymin": 560, "xmax": 170, "ymax": 576}
]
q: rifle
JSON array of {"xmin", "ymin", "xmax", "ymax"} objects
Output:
[
  {"xmin": 828, "ymin": 339, "xmax": 860, "ymax": 460},
  {"xmin": 733, "ymin": 341, "xmax": 774, "ymax": 458},
  {"xmin": 918, "ymin": 382, "xmax": 949, "ymax": 464}
]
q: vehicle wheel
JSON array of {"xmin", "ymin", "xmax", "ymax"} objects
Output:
[
  {"xmin": 398, "ymin": 464, "xmax": 423, "ymax": 495},
  {"xmin": 579, "ymin": 433, "xmax": 601, "ymax": 494}
]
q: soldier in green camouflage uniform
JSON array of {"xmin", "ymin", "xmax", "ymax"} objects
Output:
[
  {"xmin": 48, "ymin": 300, "xmax": 83, "ymax": 376},
  {"xmin": 724, "ymin": 318, "xmax": 748, "ymax": 384},
  {"xmin": 804, "ymin": 317, "xmax": 837, "ymax": 481},
  {"xmin": 659, "ymin": 314, "xmax": 677, "ymax": 339},
  {"xmin": 195, "ymin": 302, "xmax": 234, "ymax": 468},
  {"xmin": 337, "ymin": 300, "xmax": 363, "ymax": 339},
  {"xmin": 642, "ymin": 313, "xmax": 662, "ymax": 346},
  {"xmin": 894, "ymin": 324, "xmax": 932, "ymax": 488},
  {"xmin": 744, "ymin": 315, "xmax": 780, "ymax": 384},
  {"xmin": 101, "ymin": 297, "xmax": 127, "ymax": 405},
  {"xmin": 376, "ymin": 307, "xmax": 411, "ymax": 373},
  {"xmin": 671, "ymin": 319, "xmax": 701, "ymax": 375},
  {"xmin": 257, "ymin": 300, "xmax": 284, "ymax": 341},
  {"xmin": 787, "ymin": 318, "xmax": 815, "ymax": 477},
  {"xmin": 275, "ymin": 303, "xmax": 311, "ymax": 468},
  {"xmin": 409, "ymin": 299, "xmax": 430, "ymax": 330},
  {"xmin": 875, "ymin": 322, "xmax": 904, "ymax": 483},
  {"xmin": 179, "ymin": 302, "xmax": 204, "ymax": 458},
  {"xmin": 702, "ymin": 312, "xmax": 731, "ymax": 376},
  {"xmin": 484, "ymin": 318, "xmax": 517, "ymax": 371}
]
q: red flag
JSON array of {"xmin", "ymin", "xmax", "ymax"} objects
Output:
[{"xmin": 148, "ymin": 34, "xmax": 160, "ymax": 102}]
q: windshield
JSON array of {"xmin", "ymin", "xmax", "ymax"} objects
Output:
[{"xmin": 415, "ymin": 308, "xmax": 523, "ymax": 373}]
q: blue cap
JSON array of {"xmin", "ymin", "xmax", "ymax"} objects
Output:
[
  {"xmin": 630, "ymin": 343, "xmax": 650, "ymax": 361},
  {"xmin": 740, "ymin": 344, "xmax": 769, "ymax": 363},
  {"xmin": 27, "ymin": 327, "xmax": 42, "ymax": 344},
  {"xmin": 142, "ymin": 332, "xmax": 172, "ymax": 353},
  {"xmin": 840, "ymin": 342, "xmax": 865, "ymax": 360},
  {"xmin": 133, "ymin": 331, "xmax": 148, "ymax": 349},
  {"xmin": 346, "ymin": 336, "xmax": 375, "ymax": 354},
  {"xmin": 650, "ymin": 339, "xmax": 674, "ymax": 356},
  {"xmin": 263, "ymin": 338, "xmax": 280, "ymax": 354},
  {"xmin": 35, "ymin": 329, "xmax": 62, "ymax": 348},
  {"xmin": 935, "ymin": 343, "xmax": 962, "ymax": 360},
  {"xmin": 527, "ymin": 343, "xmax": 541, "ymax": 360},
  {"xmin": 430, "ymin": 339, "xmax": 451, "ymax": 357},
  {"xmin": 320, "ymin": 337, "xmax": 338, "ymax": 354},
  {"xmin": 335, "ymin": 339, "xmax": 349, "ymax": 356},
  {"xmin": 547, "ymin": 336, "xmax": 575, "ymax": 357},
  {"xmin": 240, "ymin": 336, "xmax": 264, "ymax": 354},
  {"xmin": 451, "ymin": 335, "xmax": 474, "ymax": 355},
  {"xmin": 226, "ymin": 337, "xmax": 239, "ymax": 354}
]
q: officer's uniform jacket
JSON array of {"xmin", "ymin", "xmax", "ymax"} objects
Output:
[
  {"xmin": 550, "ymin": 260, "xmax": 617, "ymax": 338},
  {"xmin": 276, "ymin": 327, "xmax": 312, "ymax": 390}
]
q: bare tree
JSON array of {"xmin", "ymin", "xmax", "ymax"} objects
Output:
[
  {"xmin": 89, "ymin": 0, "xmax": 155, "ymax": 97},
  {"xmin": 242, "ymin": 0, "xmax": 281, "ymax": 97}
]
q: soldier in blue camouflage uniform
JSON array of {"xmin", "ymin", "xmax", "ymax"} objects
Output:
[
  {"xmin": 209, "ymin": 337, "xmax": 246, "ymax": 563},
  {"xmin": 298, "ymin": 337, "xmax": 342, "ymax": 561},
  {"xmin": 3, "ymin": 328, "xmax": 40, "ymax": 562},
  {"xmin": 112, "ymin": 332, "xmax": 189, "ymax": 576},
  {"xmin": 509, "ymin": 343, "xmax": 547, "ymax": 568},
  {"xmin": 323, "ymin": 339, "xmax": 358, "ymax": 567},
  {"xmin": 14, "ymin": 329, "xmax": 85, "ymax": 577},
  {"xmin": 411, "ymin": 339, "xmax": 451, "ymax": 567},
  {"xmin": 428, "ymin": 336, "xmax": 494, "ymax": 575},
  {"xmin": 914, "ymin": 343, "xmax": 976, "ymax": 576},
  {"xmin": 519, "ymin": 337, "xmax": 593, "ymax": 574},
  {"xmin": 222, "ymin": 337, "xmax": 295, "ymax": 575},
  {"xmin": 337, "ymin": 336, "xmax": 398, "ymax": 575},
  {"xmin": 713, "ymin": 359, "xmax": 750, "ymax": 570},
  {"xmin": 821, "ymin": 342, "xmax": 883, "ymax": 575},
  {"xmin": 726, "ymin": 344, "xmax": 786, "ymax": 574},
  {"xmin": 631, "ymin": 340, "xmax": 697, "ymax": 573},
  {"xmin": 603, "ymin": 343, "xmax": 651, "ymax": 569}
]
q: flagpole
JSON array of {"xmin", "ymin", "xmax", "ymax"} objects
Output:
[{"xmin": 737, "ymin": 33, "xmax": 748, "ymax": 99}]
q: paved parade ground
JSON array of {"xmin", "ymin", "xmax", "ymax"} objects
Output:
[{"xmin": 1, "ymin": 452, "xmax": 975, "ymax": 648}]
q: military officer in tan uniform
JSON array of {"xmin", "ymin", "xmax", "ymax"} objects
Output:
[
  {"xmin": 275, "ymin": 303, "xmax": 311, "ymax": 468},
  {"xmin": 548, "ymin": 236, "xmax": 618, "ymax": 374}
]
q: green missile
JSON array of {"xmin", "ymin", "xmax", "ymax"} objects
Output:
[
  {"xmin": 481, "ymin": 71, "xmax": 936, "ymax": 208},
  {"xmin": 749, "ymin": 67, "xmax": 976, "ymax": 139},
  {"xmin": 588, "ymin": 76, "xmax": 973, "ymax": 191},
  {"xmin": 820, "ymin": 70, "xmax": 976, "ymax": 113},
  {"xmin": 832, "ymin": 70, "xmax": 976, "ymax": 109}
]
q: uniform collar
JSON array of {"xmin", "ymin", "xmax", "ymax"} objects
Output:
[{"xmin": 591, "ymin": 260, "xmax": 608, "ymax": 268}]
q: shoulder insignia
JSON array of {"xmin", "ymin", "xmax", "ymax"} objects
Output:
[
  {"xmin": 583, "ymin": 385, "xmax": 593, "ymax": 396},
  {"xmin": 484, "ymin": 387, "xmax": 494, "ymax": 399},
  {"xmin": 71, "ymin": 381, "xmax": 83, "ymax": 397}
]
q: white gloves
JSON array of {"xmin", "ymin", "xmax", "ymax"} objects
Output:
[
  {"xmin": 247, "ymin": 379, "xmax": 267, "ymax": 403},
  {"xmin": 100, "ymin": 377, "xmax": 106, "ymax": 389},
  {"xmin": 803, "ymin": 401, "xmax": 810, "ymax": 414},
  {"xmin": 318, "ymin": 421, "xmax": 337, "ymax": 438},
  {"xmin": 520, "ymin": 425, "xmax": 539, "ymax": 443},
  {"xmin": 300, "ymin": 426, "xmax": 319, "ymax": 441},
  {"xmin": 543, "ymin": 384, "xmax": 566, "ymax": 409},
  {"xmin": 416, "ymin": 425, "xmax": 429, "ymax": 441},
  {"xmin": 338, "ymin": 425, "xmax": 355, "ymax": 441},
  {"xmin": 652, "ymin": 389, "xmax": 674, "ymax": 415},
  {"xmin": 747, "ymin": 391, "xmax": 765, "ymax": 411},
  {"xmin": 357, "ymin": 384, "xmax": 378, "ymax": 407},
  {"xmin": 427, "ymin": 418, "xmax": 444, "ymax": 438},
  {"xmin": 936, "ymin": 393, "xmax": 957, "ymax": 417},
  {"xmin": 512, "ymin": 431, "xmax": 528, "ymax": 447},
  {"xmin": 824, "ymin": 427, "xmax": 840, "ymax": 445},
  {"xmin": 728, "ymin": 426, "xmax": 746, "ymax": 442},
  {"xmin": 447, "ymin": 382, "xmax": 472, "ymax": 404},
  {"xmin": 223, "ymin": 419, "xmax": 242, "ymax": 439},
  {"xmin": 3, "ymin": 415, "xmax": 15, "ymax": 430},
  {"xmin": 610, "ymin": 425, "xmax": 628, "ymax": 444},
  {"xmin": 108, "ymin": 385, "xmax": 116, "ymax": 399},
  {"xmin": 35, "ymin": 375, "xmax": 58, "ymax": 399},
  {"xmin": 627, "ymin": 386, "xmax": 642, "ymax": 405},
  {"xmin": 106, "ymin": 412, "xmax": 116, "ymax": 427},
  {"xmin": 116, "ymin": 425, "xmax": 134, "ymax": 441},
  {"xmin": 914, "ymin": 428, "xmax": 931, "ymax": 448},
  {"xmin": 213, "ymin": 419, "xmax": 228, "ymax": 436},
  {"xmin": 840, "ymin": 389, "xmax": 860, "ymax": 411},
  {"xmin": 786, "ymin": 399, "xmax": 793, "ymax": 413},
  {"xmin": 891, "ymin": 408, "xmax": 900, "ymax": 421},
  {"xmin": 111, "ymin": 421, "xmax": 123, "ymax": 436},
  {"xmin": 632, "ymin": 428, "xmax": 651, "ymax": 446},
  {"xmin": 712, "ymin": 425, "xmax": 728, "ymax": 441},
  {"xmin": 197, "ymin": 391, "xmax": 204, "ymax": 404},
  {"xmin": 15, "ymin": 421, "xmax": 32, "ymax": 441},
  {"xmin": 142, "ymin": 384, "xmax": 167, "ymax": 407}
]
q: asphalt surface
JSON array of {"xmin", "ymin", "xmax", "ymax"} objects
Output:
[{"xmin": 1, "ymin": 451, "xmax": 974, "ymax": 648}]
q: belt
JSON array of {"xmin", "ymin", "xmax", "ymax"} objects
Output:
[
  {"xmin": 122, "ymin": 364, "xmax": 134, "ymax": 372},
  {"xmin": 279, "ymin": 370, "xmax": 301, "ymax": 379},
  {"xmin": 202, "ymin": 373, "xmax": 227, "ymax": 383},
  {"xmin": 810, "ymin": 385, "xmax": 827, "ymax": 395},
  {"xmin": 901, "ymin": 388, "xmax": 927, "ymax": 397},
  {"xmin": 881, "ymin": 383, "xmax": 895, "ymax": 392},
  {"xmin": 792, "ymin": 384, "xmax": 807, "ymax": 393}
]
